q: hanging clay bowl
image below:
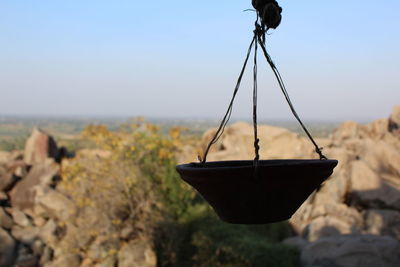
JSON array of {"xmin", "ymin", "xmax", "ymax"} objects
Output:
[
  {"xmin": 176, "ymin": 1, "xmax": 338, "ymax": 224},
  {"xmin": 176, "ymin": 159, "xmax": 338, "ymax": 224}
]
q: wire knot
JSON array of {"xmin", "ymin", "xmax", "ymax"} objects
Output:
[
  {"xmin": 254, "ymin": 138, "xmax": 260, "ymax": 161},
  {"xmin": 316, "ymin": 147, "xmax": 328, "ymax": 160},
  {"xmin": 253, "ymin": 24, "xmax": 264, "ymax": 37},
  {"xmin": 254, "ymin": 138, "xmax": 260, "ymax": 149}
]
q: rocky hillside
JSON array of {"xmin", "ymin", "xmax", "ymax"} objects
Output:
[
  {"xmin": 0, "ymin": 105, "xmax": 399, "ymax": 267},
  {"xmin": 202, "ymin": 105, "xmax": 400, "ymax": 267},
  {"xmin": 0, "ymin": 129, "xmax": 156, "ymax": 267}
]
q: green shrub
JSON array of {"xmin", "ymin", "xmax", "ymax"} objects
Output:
[{"xmin": 155, "ymin": 211, "xmax": 300, "ymax": 267}]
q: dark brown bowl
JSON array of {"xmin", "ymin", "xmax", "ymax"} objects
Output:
[{"xmin": 176, "ymin": 159, "xmax": 338, "ymax": 224}]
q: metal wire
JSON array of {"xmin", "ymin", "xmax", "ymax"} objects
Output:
[{"xmin": 201, "ymin": 21, "xmax": 327, "ymax": 164}]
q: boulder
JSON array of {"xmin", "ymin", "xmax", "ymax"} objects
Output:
[
  {"xmin": 366, "ymin": 119, "xmax": 390, "ymax": 138},
  {"xmin": 309, "ymin": 203, "xmax": 363, "ymax": 229},
  {"xmin": 303, "ymin": 216, "xmax": 359, "ymax": 242},
  {"xmin": 301, "ymin": 235, "xmax": 400, "ymax": 267},
  {"xmin": 118, "ymin": 239, "xmax": 157, "ymax": 267},
  {"xmin": 0, "ymin": 227, "xmax": 17, "ymax": 266},
  {"xmin": 36, "ymin": 187, "xmax": 74, "ymax": 221},
  {"xmin": 8, "ymin": 208, "xmax": 32, "ymax": 227},
  {"xmin": 331, "ymin": 121, "xmax": 370, "ymax": 146},
  {"xmin": 24, "ymin": 128, "xmax": 59, "ymax": 165},
  {"xmin": 11, "ymin": 225, "xmax": 40, "ymax": 245},
  {"xmin": 348, "ymin": 160, "xmax": 400, "ymax": 210},
  {"xmin": 201, "ymin": 122, "xmax": 312, "ymax": 161},
  {"xmin": 9, "ymin": 159, "xmax": 59, "ymax": 211},
  {"xmin": 0, "ymin": 207, "xmax": 13, "ymax": 230},
  {"xmin": 39, "ymin": 219, "xmax": 60, "ymax": 247},
  {"xmin": 358, "ymin": 139, "xmax": 400, "ymax": 180},
  {"xmin": 364, "ymin": 209, "xmax": 400, "ymax": 240}
]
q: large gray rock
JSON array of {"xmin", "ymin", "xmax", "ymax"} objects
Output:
[
  {"xmin": 118, "ymin": 239, "xmax": 156, "ymax": 267},
  {"xmin": 301, "ymin": 235, "xmax": 400, "ymax": 267},
  {"xmin": 9, "ymin": 159, "xmax": 59, "ymax": 212},
  {"xmin": 24, "ymin": 128, "xmax": 59, "ymax": 166},
  {"xmin": 0, "ymin": 227, "xmax": 17, "ymax": 267}
]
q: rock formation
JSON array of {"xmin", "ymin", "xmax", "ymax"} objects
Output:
[
  {"xmin": 24, "ymin": 128, "xmax": 59, "ymax": 165},
  {"xmin": 201, "ymin": 121, "xmax": 314, "ymax": 161},
  {"xmin": 0, "ymin": 128, "xmax": 156, "ymax": 267},
  {"xmin": 202, "ymin": 105, "xmax": 400, "ymax": 267},
  {"xmin": 0, "ymin": 105, "xmax": 399, "ymax": 267}
]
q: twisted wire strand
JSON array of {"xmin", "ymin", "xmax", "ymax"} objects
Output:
[
  {"xmin": 256, "ymin": 34, "xmax": 327, "ymax": 160},
  {"xmin": 201, "ymin": 20, "xmax": 327, "ymax": 164},
  {"xmin": 201, "ymin": 36, "xmax": 256, "ymax": 164},
  {"xmin": 253, "ymin": 31, "xmax": 260, "ymax": 164}
]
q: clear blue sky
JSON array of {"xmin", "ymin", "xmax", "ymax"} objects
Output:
[{"xmin": 1, "ymin": 1, "xmax": 399, "ymax": 121}]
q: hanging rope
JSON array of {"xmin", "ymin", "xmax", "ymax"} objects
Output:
[
  {"xmin": 253, "ymin": 20, "xmax": 261, "ymax": 167},
  {"xmin": 200, "ymin": 36, "xmax": 256, "ymax": 164},
  {"xmin": 200, "ymin": 2, "xmax": 327, "ymax": 164},
  {"xmin": 256, "ymin": 30, "xmax": 327, "ymax": 160}
]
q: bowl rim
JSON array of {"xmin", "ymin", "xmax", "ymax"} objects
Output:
[{"xmin": 177, "ymin": 159, "xmax": 338, "ymax": 171}]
